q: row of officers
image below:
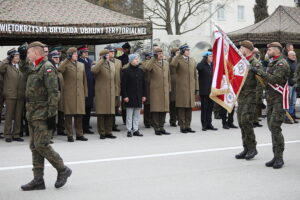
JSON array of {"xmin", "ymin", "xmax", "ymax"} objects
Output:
[{"xmin": 0, "ymin": 42, "xmax": 203, "ymax": 143}]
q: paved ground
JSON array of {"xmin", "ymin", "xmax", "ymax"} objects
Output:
[{"xmin": 0, "ymin": 110, "xmax": 300, "ymax": 200}]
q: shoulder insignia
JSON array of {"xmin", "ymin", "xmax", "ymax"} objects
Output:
[{"xmin": 46, "ymin": 68, "xmax": 53, "ymax": 73}]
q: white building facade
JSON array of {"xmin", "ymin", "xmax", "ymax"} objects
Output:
[{"xmin": 149, "ymin": 0, "xmax": 296, "ymax": 60}]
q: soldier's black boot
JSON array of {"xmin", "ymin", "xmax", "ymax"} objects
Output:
[
  {"xmin": 235, "ymin": 148, "xmax": 248, "ymax": 159},
  {"xmin": 21, "ymin": 177, "xmax": 45, "ymax": 191},
  {"xmin": 273, "ymin": 157, "xmax": 284, "ymax": 169},
  {"xmin": 245, "ymin": 148, "xmax": 257, "ymax": 160},
  {"xmin": 265, "ymin": 157, "xmax": 276, "ymax": 167},
  {"xmin": 55, "ymin": 167, "xmax": 72, "ymax": 188}
]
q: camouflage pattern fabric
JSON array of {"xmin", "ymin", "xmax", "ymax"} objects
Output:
[
  {"xmin": 237, "ymin": 56, "xmax": 261, "ymax": 149},
  {"xmin": 25, "ymin": 57, "xmax": 64, "ymax": 178},
  {"xmin": 257, "ymin": 56, "xmax": 290, "ymax": 158}
]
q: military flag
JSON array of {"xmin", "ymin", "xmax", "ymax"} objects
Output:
[{"xmin": 210, "ymin": 25, "xmax": 249, "ymax": 113}]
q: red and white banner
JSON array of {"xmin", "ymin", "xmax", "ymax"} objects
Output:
[
  {"xmin": 210, "ymin": 25, "xmax": 249, "ymax": 113},
  {"xmin": 268, "ymin": 82, "xmax": 289, "ymax": 109}
]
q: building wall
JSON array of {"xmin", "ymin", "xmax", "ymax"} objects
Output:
[
  {"xmin": 150, "ymin": 0, "xmax": 296, "ymax": 61},
  {"xmin": 0, "ymin": 46, "xmax": 18, "ymax": 61}
]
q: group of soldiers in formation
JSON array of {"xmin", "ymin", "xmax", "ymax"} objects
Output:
[{"xmin": 0, "ymin": 39, "xmax": 299, "ymax": 191}]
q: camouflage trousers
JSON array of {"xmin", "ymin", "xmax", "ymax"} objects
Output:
[
  {"xmin": 29, "ymin": 120, "xmax": 65, "ymax": 178},
  {"xmin": 267, "ymin": 103, "xmax": 285, "ymax": 158},
  {"xmin": 237, "ymin": 103, "xmax": 257, "ymax": 149}
]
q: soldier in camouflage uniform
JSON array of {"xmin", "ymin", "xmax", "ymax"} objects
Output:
[
  {"xmin": 235, "ymin": 41, "xmax": 261, "ymax": 160},
  {"xmin": 251, "ymin": 42, "xmax": 290, "ymax": 169},
  {"xmin": 21, "ymin": 42, "xmax": 72, "ymax": 191}
]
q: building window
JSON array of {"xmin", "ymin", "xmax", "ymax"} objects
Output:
[
  {"xmin": 237, "ymin": 5, "xmax": 245, "ymax": 21},
  {"xmin": 217, "ymin": 5, "xmax": 225, "ymax": 21}
]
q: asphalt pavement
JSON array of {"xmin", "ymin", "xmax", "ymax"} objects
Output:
[{"xmin": 0, "ymin": 110, "xmax": 300, "ymax": 200}]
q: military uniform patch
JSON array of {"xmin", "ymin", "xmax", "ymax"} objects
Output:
[{"xmin": 47, "ymin": 68, "xmax": 52, "ymax": 73}]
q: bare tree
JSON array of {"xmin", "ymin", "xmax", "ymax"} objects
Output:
[
  {"xmin": 144, "ymin": 0, "xmax": 229, "ymax": 35},
  {"xmin": 144, "ymin": 0, "xmax": 174, "ymax": 34}
]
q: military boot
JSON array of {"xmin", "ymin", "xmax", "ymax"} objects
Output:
[
  {"xmin": 21, "ymin": 177, "xmax": 45, "ymax": 191},
  {"xmin": 55, "ymin": 167, "xmax": 72, "ymax": 188},
  {"xmin": 245, "ymin": 148, "xmax": 257, "ymax": 160},
  {"xmin": 273, "ymin": 157, "xmax": 284, "ymax": 169},
  {"xmin": 265, "ymin": 157, "xmax": 276, "ymax": 167},
  {"xmin": 235, "ymin": 148, "xmax": 248, "ymax": 159}
]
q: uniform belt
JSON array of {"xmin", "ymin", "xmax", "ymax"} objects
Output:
[{"xmin": 26, "ymin": 96, "xmax": 48, "ymax": 102}]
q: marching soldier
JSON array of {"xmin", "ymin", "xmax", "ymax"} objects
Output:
[
  {"xmin": 58, "ymin": 47, "xmax": 88, "ymax": 142},
  {"xmin": 235, "ymin": 40, "xmax": 261, "ymax": 160},
  {"xmin": 145, "ymin": 48, "xmax": 171, "ymax": 135},
  {"xmin": 92, "ymin": 49, "xmax": 117, "ymax": 139},
  {"xmin": 171, "ymin": 45, "xmax": 198, "ymax": 133},
  {"xmin": 21, "ymin": 41, "xmax": 71, "ymax": 191},
  {"xmin": 251, "ymin": 42, "xmax": 290, "ymax": 169},
  {"xmin": 168, "ymin": 48, "xmax": 179, "ymax": 127},
  {"xmin": 0, "ymin": 48, "xmax": 26, "ymax": 142}
]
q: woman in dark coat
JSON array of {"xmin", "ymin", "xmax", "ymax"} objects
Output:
[{"xmin": 121, "ymin": 54, "xmax": 146, "ymax": 137}]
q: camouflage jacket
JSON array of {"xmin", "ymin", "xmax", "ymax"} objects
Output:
[
  {"xmin": 238, "ymin": 56, "xmax": 261, "ymax": 104},
  {"xmin": 25, "ymin": 57, "xmax": 59, "ymax": 121},
  {"xmin": 257, "ymin": 56, "xmax": 290, "ymax": 105}
]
